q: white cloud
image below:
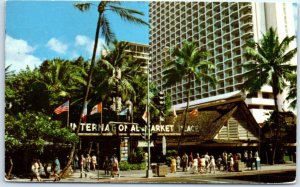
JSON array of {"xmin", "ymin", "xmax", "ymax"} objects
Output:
[
  {"xmin": 46, "ymin": 37, "xmax": 68, "ymax": 54},
  {"xmin": 5, "ymin": 35, "xmax": 42, "ymax": 71},
  {"xmin": 74, "ymin": 35, "xmax": 106, "ymax": 57}
]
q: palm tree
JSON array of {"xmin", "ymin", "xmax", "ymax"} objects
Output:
[
  {"xmin": 243, "ymin": 27, "xmax": 297, "ymax": 164},
  {"xmin": 59, "ymin": 2, "xmax": 148, "ymax": 176},
  {"xmin": 38, "ymin": 59, "xmax": 87, "ymax": 100},
  {"xmin": 163, "ymin": 41, "xmax": 217, "ymax": 153},
  {"xmin": 286, "ymin": 73, "xmax": 296, "ymax": 109}
]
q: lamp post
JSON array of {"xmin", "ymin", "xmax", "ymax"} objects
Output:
[{"xmin": 146, "ymin": 60, "xmax": 152, "ymax": 178}]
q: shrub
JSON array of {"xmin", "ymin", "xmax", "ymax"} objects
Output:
[
  {"xmin": 119, "ymin": 161, "xmax": 131, "ymax": 171},
  {"xmin": 119, "ymin": 161, "xmax": 147, "ymax": 171}
]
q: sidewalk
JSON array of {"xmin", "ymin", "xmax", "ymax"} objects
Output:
[
  {"xmin": 7, "ymin": 163, "xmax": 296, "ymax": 183},
  {"xmin": 65, "ymin": 163, "xmax": 296, "ymax": 182}
]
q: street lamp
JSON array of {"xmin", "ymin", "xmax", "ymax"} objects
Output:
[{"xmin": 146, "ymin": 60, "xmax": 152, "ymax": 178}]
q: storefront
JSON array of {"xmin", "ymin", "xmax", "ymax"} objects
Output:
[{"xmin": 74, "ymin": 95, "xmax": 261, "ymax": 166}]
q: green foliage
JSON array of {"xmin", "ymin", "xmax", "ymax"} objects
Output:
[
  {"xmin": 165, "ymin": 149, "xmax": 177, "ymax": 165},
  {"xmin": 130, "ymin": 147, "xmax": 145, "ymax": 163},
  {"xmin": 163, "ymin": 41, "xmax": 217, "ymax": 152},
  {"xmin": 119, "ymin": 161, "xmax": 131, "ymax": 171},
  {"xmin": 119, "ymin": 161, "xmax": 146, "ymax": 171},
  {"xmin": 243, "ymin": 27, "xmax": 297, "ymax": 101},
  {"xmin": 5, "ymin": 112, "xmax": 78, "ymax": 154}
]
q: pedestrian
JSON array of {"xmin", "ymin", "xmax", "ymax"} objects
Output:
[
  {"xmin": 243, "ymin": 150, "xmax": 248, "ymax": 164},
  {"xmin": 229, "ymin": 155, "xmax": 234, "ymax": 172},
  {"xmin": 216, "ymin": 155, "xmax": 222, "ymax": 171},
  {"xmin": 199, "ymin": 155, "xmax": 206, "ymax": 174},
  {"xmin": 73, "ymin": 153, "xmax": 79, "ymax": 172},
  {"xmin": 111, "ymin": 156, "xmax": 119, "ymax": 178},
  {"xmin": 181, "ymin": 153, "xmax": 188, "ymax": 172},
  {"xmin": 86, "ymin": 154, "xmax": 91, "ymax": 172},
  {"xmin": 227, "ymin": 153, "xmax": 232, "ymax": 171},
  {"xmin": 80, "ymin": 154, "xmax": 86, "ymax": 178},
  {"xmin": 196, "ymin": 153, "xmax": 201, "ymax": 173},
  {"xmin": 188, "ymin": 152, "xmax": 193, "ymax": 172},
  {"xmin": 170, "ymin": 156, "xmax": 177, "ymax": 173},
  {"xmin": 91, "ymin": 154, "xmax": 97, "ymax": 171},
  {"xmin": 37, "ymin": 159, "xmax": 45, "ymax": 177},
  {"xmin": 207, "ymin": 155, "xmax": 216, "ymax": 174},
  {"xmin": 249, "ymin": 151, "xmax": 253, "ymax": 170},
  {"xmin": 204, "ymin": 152, "xmax": 210, "ymax": 169},
  {"xmin": 192, "ymin": 155, "xmax": 198, "ymax": 174},
  {"xmin": 53, "ymin": 157, "xmax": 61, "ymax": 181},
  {"xmin": 176, "ymin": 155, "xmax": 181, "ymax": 170},
  {"xmin": 222, "ymin": 151, "xmax": 228, "ymax": 171},
  {"xmin": 103, "ymin": 156, "xmax": 110, "ymax": 175},
  {"xmin": 30, "ymin": 159, "xmax": 42, "ymax": 182}
]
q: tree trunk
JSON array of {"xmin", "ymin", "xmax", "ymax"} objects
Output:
[
  {"xmin": 60, "ymin": 12, "xmax": 102, "ymax": 177},
  {"xmin": 271, "ymin": 84, "xmax": 280, "ymax": 165},
  {"xmin": 177, "ymin": 75, "xmax": 191, "ymax": 153},
  {"xmin": 7, "ymin": 157, "xmax": 13, "ymax": 179}
]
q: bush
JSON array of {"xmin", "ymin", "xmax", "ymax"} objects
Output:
[
  {"xmin": 119, "ymin": 161, "xmax": 147, "ymax": 171},
  {"xmin": 119, "ymin": 161, "xmax": 131, "ymax": 171},
  {"xmin": 137, "ymin": 162, "xmax": 146, "ymax": 170}
]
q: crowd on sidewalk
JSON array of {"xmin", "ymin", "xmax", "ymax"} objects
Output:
[
  {"xmin": 168, "ymin": 150, "xmax": 261, "ymax": 175},
  {"xmin": 74, "ymin": 153, "xmax": 120, "ymax": 179}
]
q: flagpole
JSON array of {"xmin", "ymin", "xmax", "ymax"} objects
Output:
[
  {"xmin": 101, "ymin": 109, "xmax": 103, "ymax": 134},
  {"xmin": 67, "ymin": 100, "xmax": 70, "ymax": 127},
  {"xmin": 98, "ymin": 103, "xmax": 102, "ymax": 180}
]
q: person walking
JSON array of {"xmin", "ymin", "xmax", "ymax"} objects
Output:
[
  {"xmin": 73, "ymin": 153, "xmax": 79, "ymax": 172},
  {"xmin": 199, "ymin": 155, "xmax": 206, "ymax": 174},
  {"xmin": 216, "ymin": 155, "xmax": 222, "ymax": 171},
  {"xmin": 222, "ymin": 152, "xmax": 228, "ymax": 171},
  {"xmin": 37, "ymin": 159, "xmax": 45, "ymax": 177},
  {"xmin": 86, "ymin": 154, "xmax": 91, "ymax": 172},
  {"xmin": 170, "ymin": 156, "xmax": 177, "ymax": 173},
  {"xmin": 91, "ymin": 154, "xmax": 97, "ymax": 171},
  {"xmin": 103, "ymin": 156, "xmax": 110, "ymax": 175},
  {"xmin": 30, "ymin": 159, "xmax": 42, "ymax": 182},
  {"xmin": 80, "ymin": 154, "xmax": 86, "ymax": 178},
  {"xmin": 176, "ymin": 155, "xmax": 181, "ymax": 171},
  {"xmin": 53, "ymin": 157, "xmax": 61, "ymax": 181},
  {"xmin": 182, "ymin": 153, "xmax": 188, "ymax": 172},
  {"xmin": 204, "ymin": 152, "xmax": 210, "ymax": 170},
  {"xmin": 192, "ymin": 155, "xmax": 198, "ymax": 174},
  {"xmin": 207, "ymin": 155, "xmax": 216, "ymax": 174},
  {"xmin": 188, "ymin": 152, "xmax": 193, "ymax": 172},
  {"xmin": 111, "ymin": 156, "xmax": 119, "ymax": 178}
]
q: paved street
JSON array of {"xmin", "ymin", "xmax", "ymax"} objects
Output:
[{"xmin": 6, "ymin": 163, "xmax": 296, "ymax": 184}]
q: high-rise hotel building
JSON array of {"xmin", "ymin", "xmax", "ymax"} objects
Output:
[{"xmin": 149, "ymin": 1, "xmax": 297, "ymax": 123}]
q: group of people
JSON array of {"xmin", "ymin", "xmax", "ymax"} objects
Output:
[
  {"xmin": 76, "ymin": 154, "xmax": 97, "ymax": 178},
  {"xmin": 30, "ymin": 157, "xmax": 61, "ymax": 182},
  {"xmin": 170, "ymin": 150, "xmax": 260, "ymax": 174},
  {"xmin": 170, "ymin": 152, "xmax": 216, "ymax": 174},
  {"xmin": 75, "ymin": 153, "xmax": 119, "ymax": 179}
]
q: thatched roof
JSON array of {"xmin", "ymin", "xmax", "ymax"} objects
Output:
[{"xmin": 161, "ymin": 96, "xmax": 259, "ymax": 145}]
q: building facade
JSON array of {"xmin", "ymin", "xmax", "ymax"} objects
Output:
[{"xmin": 149, "ymin": 1, "xmax": 297, "ymax": 123}]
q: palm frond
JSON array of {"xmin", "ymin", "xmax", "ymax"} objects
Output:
[
  {"xmin": 74, "ymin": 3, "xmax": 92, "ymax": 12},
  {"xmin": 281, "ymin": 48, "xmax": 297, "ymax": 64},
  {"xmin": 100, "ymin": 15, "xmax": 116, "ymax": 44},
  {"xmin": 108, "ymin": 5, "xmax": 149, "ymax": 26}
]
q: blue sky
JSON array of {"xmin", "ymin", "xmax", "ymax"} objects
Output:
[
  {"xmin": 5, "ymin": 1, "xmax": 298, "ymax": 72},
  {"xmin": 6, "ymin": 1, "xmax": 149, "ymax": 71}
]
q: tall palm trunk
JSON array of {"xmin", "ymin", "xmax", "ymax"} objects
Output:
[
  {"xmin": 177, "ymin": 75, "xmax": 191, "ymax": 153},
  {"xmin": 60, "ymin": 13, "xmax": 102, "ymax": 177},
  {"xmin": 271, "ymin": 85, "xmax": 280, "ymax": 165}
]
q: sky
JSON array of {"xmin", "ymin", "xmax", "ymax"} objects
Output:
[
  {"xmin": 5, "ymin": 0, "xmax": 149, "ymax": 71},
  {"xmin": 5, "ymin": 1, "xmax": 298, "ymax": 72}
]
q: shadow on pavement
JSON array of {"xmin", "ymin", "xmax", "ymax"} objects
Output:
[{"xmin": 218, "ymin": 171, "xmax": 296, "ymax": 184}]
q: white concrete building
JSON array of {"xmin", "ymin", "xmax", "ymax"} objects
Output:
[{"xmin": 149, "ymin": 1, "xmax": 297, "ymax": 124}]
